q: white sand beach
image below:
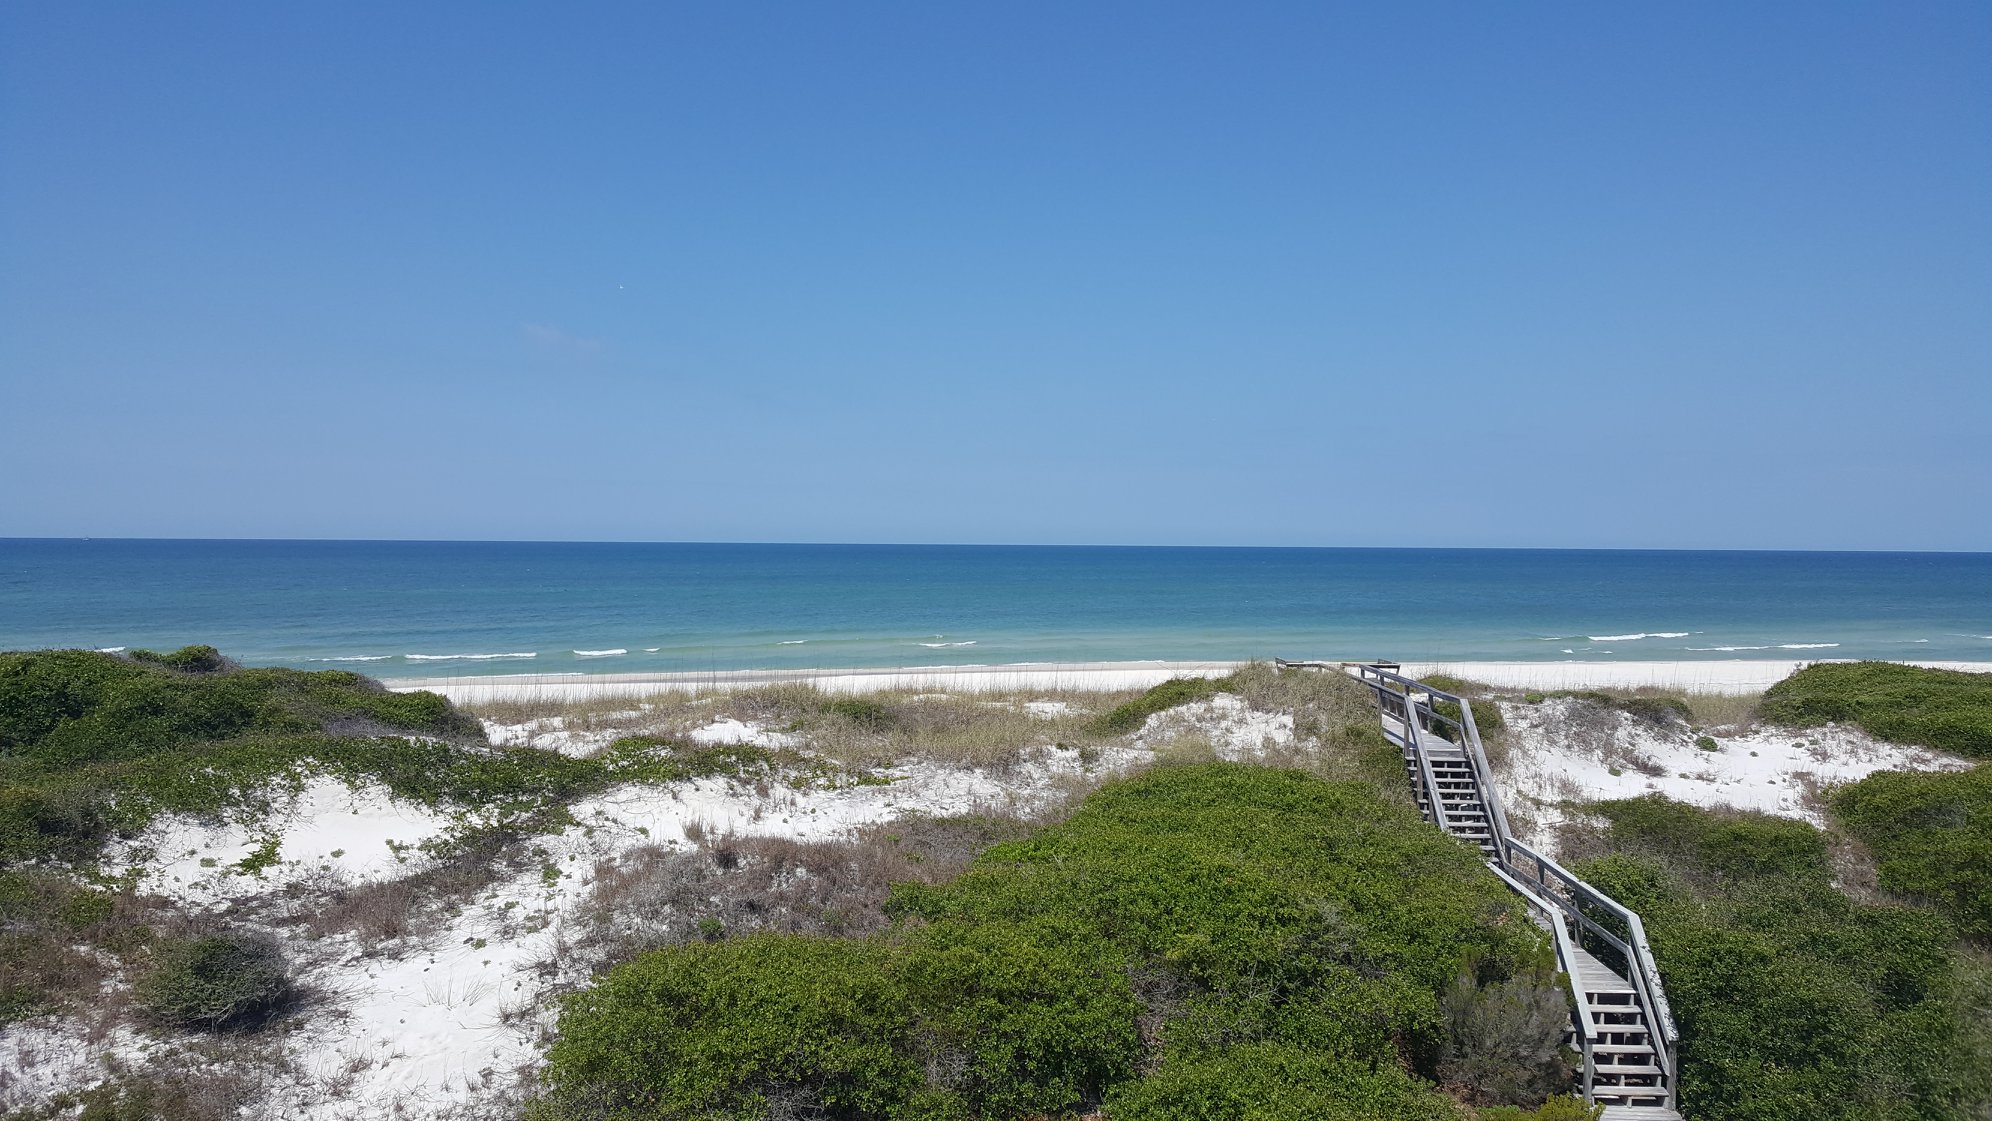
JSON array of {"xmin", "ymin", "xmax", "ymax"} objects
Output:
[{"xmin": 390, "ymin": 658, "xmax": 1992, "ymax": 703}]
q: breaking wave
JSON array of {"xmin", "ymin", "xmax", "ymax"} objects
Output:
[
  {"xmin": 918, "ymin": 641, "xmax": 977, "ymax": 648},
  {"xmin": 573, "ymin": 649, "xmax": 627, "ymax": 657},
  {"xmin": 405, "ymin": 652, "xmax": 537, "ymax": 661}
]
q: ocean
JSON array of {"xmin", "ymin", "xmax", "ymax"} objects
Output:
[{"xmin": 2, "ymin": 539, "xmax": 1988, "ymax": 677}]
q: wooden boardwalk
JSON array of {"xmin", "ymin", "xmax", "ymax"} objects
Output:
[{"xmin": 1342, "ymin": 663, "xmax": 1684, "ymax": 1120}]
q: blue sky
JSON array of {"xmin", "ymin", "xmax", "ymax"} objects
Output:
[{"xmin": 3, "ymin": 3, "xmax": 1987, "ymax": 549}]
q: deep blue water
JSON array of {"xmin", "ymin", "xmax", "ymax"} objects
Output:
[{"xmin": 2, "ymin": 540, "xmax": 1988, "ymax": 677}]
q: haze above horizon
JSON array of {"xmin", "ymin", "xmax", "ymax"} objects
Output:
[{"xmin": 3, "ymin": 3, "xmax": 1987, "ymax": 550}]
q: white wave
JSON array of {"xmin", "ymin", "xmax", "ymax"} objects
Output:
[
  {"xmin": 1686, "ymin": 645, "xmax": 1773, "ymax": 652},
  {"xmin": 1912, "ymin": 638, "xmax": 1931, "ymax": 643},
  {"xmin": 404, "ymin": 652, "xmax": 537, "ymax": 661},
  {"xmin": 96, "ymin": 646, "xmax": 125, "ymax": 653},
  {"xmin": 1777, "ymin": 643, "xmax": 1840, "ymax": 650},
  {"xmin": 1587, "ymin": 631, "xmax": 1693, "ymax": 642},
  {"xmin": 319, "ymin": 655, "xmax": 392, "ymax": 662},
  {"xmin": 918, "ymin": 641, "xmax": 977, "ymax": 648},
  {"xmin": 778, "ymin": 640, "xmax": 807, "ymax": 645},
  {"xmin": 1561, "ymin": 649, "xmax": 1574, "ymax": 654},
  {"xmin": 643, "ymin": 647, "xmax": 661, "ymax": 652},
  {"xmin": 573, "ymin": 649, "xmax": 627, "ymax": 658}
]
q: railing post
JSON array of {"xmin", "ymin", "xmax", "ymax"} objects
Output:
[{"xmin": 1336, "ymin": 662, "xmax": 1682, "ymax": 1114}]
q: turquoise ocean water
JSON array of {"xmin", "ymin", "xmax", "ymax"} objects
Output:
[{"xmin": 2, "ymin": 540, "xmax": 1988, "ymax": 678}]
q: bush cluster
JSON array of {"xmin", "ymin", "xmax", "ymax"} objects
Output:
[
  {"xmin": 1094, "ymin": 675, "xmax": 1235, "ymax": 734},
  {"xmin": 534, "ymin": 763, "xmax": 1551, "ymax": 1120},
  {"xmin": 1574, "ymin": 794, "xmax": 1988, "ymax": 1120},
  {"xmin": 1832, "ymin": 764, "xmax": 1992, "ymax": 940},
  {"xmin": 0, "ymin": 648, "xmax": 813, "ymax": 867},
  {"xmin": 1760, "ymin": 661, "xmax": 1992, "ymax": 757},
  {"xmin": 138, "ymin": 931, "xmax": 293, "ymax": 1030}
]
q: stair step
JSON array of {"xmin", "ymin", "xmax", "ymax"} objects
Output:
[{"xmin": 1373, "ymin": 696, "xmax": 1679, "ymax": 1121}]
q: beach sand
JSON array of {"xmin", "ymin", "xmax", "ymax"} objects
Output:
[{"xmin": 388, "ymin": 658, "xmax": 1992, "ymax": 703}]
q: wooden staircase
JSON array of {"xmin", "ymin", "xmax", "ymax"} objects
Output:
[{"xmin": 1326, "ymin": 662, "xmax": 1684, "ymax": 1120}]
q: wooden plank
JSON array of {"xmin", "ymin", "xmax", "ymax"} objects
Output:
[{"xmin": 1572, "ymin": 948, "xmax": 1636, "ymax": 993}]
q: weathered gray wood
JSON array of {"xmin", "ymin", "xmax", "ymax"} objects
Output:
[{"xmin": 1339, "ymin": 662, "xmax": 1682, "ymax": 1115}]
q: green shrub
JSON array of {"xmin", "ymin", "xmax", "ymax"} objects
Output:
[
  {"xmin": 1617, "ymin": 696, "xmax": 1691, "ymax": 727},
  {"xmin": 128, "ymin": 644, "xmax": 231, "ymax": 673},
  {"xmin": 1420, "ymin": 673, "xmax": 1483, "ymax": 697},
  {"xmin": 0, "ymin": 649, "xmax": 529, "ymax": 863},
  {"xmin": 821, "ymin": 697, "xmax": 894, "ymax": 729},
  {"xmin": 1477, "ymin": 1098, "xmax": 1601, "ymax": 1121},
  {"xmin": 139, "ymin": 932, "xmax": 292, "ymax": 1030},
  {"xmin": 1581, "ymin": 793, "xmax": 1831, "ymax": 883},
  {"xmin": 1831, "ymin": 765, "xmax": 1992, "ymax": 939},
  {"xmin": 1103, "ymin": 1043, "xmax": 1466, "ymax": 1120},
  {"xmin": 536, "ymin": 764, "xmax": 1546, "ymax": 1119},
  {"xmin": 536, "ymin": 935, "xmax": 921, "ymax": 1121},
  {"xmin": 1544, "ymin": 691, "xmax": 1691, "ymax": 728},
  {"xmin": 1432, "ymin": 699, "xmax": 1506, "ymax": 737},
  {"xmin": 1576, "ymin": 796, "xmax": 1984, "ymax": 1120},
  {"xmin": 1095, "ymin": 676, "xmax": 1233, "ymax": 734},
  {"xmin": 1760, "ymin": 662, "xmax": 1992, "ymax": 757},
  {"xmin": 899, "ymin": 921, "xmax": 1138, "ymax": 1115},
  {"xmin": 1437, "ymin": 970, "xmax": 1576, "ymax": 1107},
  {"xmin": 0, "ymin": 649, "xmax": 151, "ymax": 750},
  {"xmin": 1695, "ymin": 736, "xmax": 1719, "ymax": 751}
]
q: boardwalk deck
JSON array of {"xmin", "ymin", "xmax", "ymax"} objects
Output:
[{"xmin": 1340, "ymin": 662, "xmax": 1683, "ymax": 1120}]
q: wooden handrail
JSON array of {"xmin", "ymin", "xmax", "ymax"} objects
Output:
[{"xmin": 1337, "ymin": 661, "xmax": 1679, "ymax": 1109}]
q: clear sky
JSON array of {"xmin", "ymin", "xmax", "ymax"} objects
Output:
[{"xmin": 3, "ymin": 3, "xmax": 1987, "ymax": 549}]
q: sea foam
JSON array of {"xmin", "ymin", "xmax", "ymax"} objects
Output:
[
  {"xmin": 573, "ymin": 649, "xmax": 627, "ymax": 657},
  {"xmin": 405, "ymin": 652, "xmax": 537, "ymax": 661}
]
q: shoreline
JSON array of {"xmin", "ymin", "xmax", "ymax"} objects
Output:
[{"xmin": 385, "ymin": 658, "xmax": 1992, "ymax": 703}]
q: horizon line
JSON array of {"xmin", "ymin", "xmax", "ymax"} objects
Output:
[{"xmin": 3, "ymin": 536, "xmax": 1989, "ymax": 557}]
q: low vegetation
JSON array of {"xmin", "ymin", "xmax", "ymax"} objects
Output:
[
  {"xmin": 533, "ymin": 763, "xmax": 1561, "ymax": 1120},
  {"xmin": 0, "ymin": 648, "xmax": 832, "ymax": 868},
  {"xmin": 1093, "ymin": 674, "xmax": 1234, "ymax": 734},
  {"xmin": 1567, "ymin": 795, "xmax": 1991, "ymax": 1120},
  {"xmin": 1832, "ymin": 764, "xmax": 1992, "ymax": 940},
  {"xmin": 1520, "ymin": 690, "xmax": 1693, "ymax": 729},
  {"xmin": 15, "ymin": 648, "xmax": 1984, "ymax": 1119},
  {"xmin": 138, "ymin": 931, "xmax": 293, "ymax": 1031},
  {"xmin": 1761, "ymin": 661, "xmax": 1992, "ymax": 757}
]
